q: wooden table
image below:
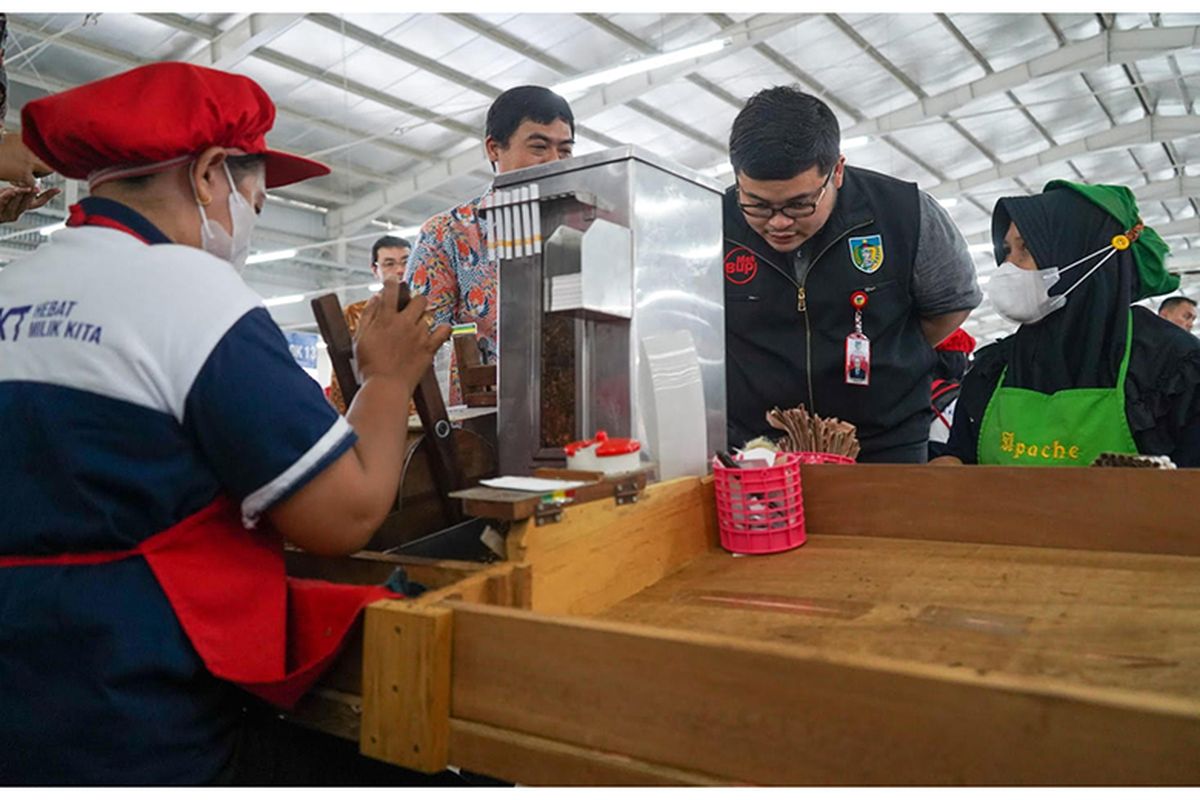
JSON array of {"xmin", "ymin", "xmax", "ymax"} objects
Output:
[{"xmin": 286, "ymin": 465, "xmax": 1200, "ymax": 785}]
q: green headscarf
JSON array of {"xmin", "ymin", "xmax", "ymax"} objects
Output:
[{"xmin": 1043, "ymin": 179, "xmax": 1176, "ymax": 300}]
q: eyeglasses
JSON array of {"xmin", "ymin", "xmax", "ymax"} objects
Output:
[
  {"xmin": 374, "ymin": 259, "xmax": 405, "ymax": 270},
  {"xmin": 737, "ymin": 170, "xmax": 833, "ymax": 220}
]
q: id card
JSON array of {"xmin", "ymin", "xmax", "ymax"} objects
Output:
[{"xmin": 845, "ymin": 332, "xmax": 870, "ymax": 386}]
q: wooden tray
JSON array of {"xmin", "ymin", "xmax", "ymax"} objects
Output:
[{"xmin": 284, "ymin": 465, "xmax": 1200, "ymax": 785}]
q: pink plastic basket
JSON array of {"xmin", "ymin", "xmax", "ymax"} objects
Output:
[
  {"xmin": 713, "ymin": 451, "xmax": 854, "ymax": 555},
  {"xmin": 788, "ymin": 451, "xmax": 855, "ymax": 465},
  {"xmin": 713, "ymin": 452, "xmax": 806, "ymax": 555}
]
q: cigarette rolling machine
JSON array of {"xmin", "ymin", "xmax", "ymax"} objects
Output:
[{"xmin": 486, "ymin": 145, "xmax": 727, "ymax": 479}]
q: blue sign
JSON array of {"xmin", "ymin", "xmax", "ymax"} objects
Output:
[{"xmin": 286, "ymin": 331, "xmax": 320, "ymax": 369}]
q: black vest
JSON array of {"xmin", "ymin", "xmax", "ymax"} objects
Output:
[{"xmin": 723, "ymin": 166, "xmax": 935, "ymax": 463}]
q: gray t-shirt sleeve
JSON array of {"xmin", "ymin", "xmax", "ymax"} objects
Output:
[{"xmin": 912, "ymin": 190, "xmax": 982, "ymax": 316}]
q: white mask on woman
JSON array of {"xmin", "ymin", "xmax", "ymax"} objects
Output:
[
  {"xmin": 192, "ymin": 162, "xmax": 258, "ymax": 272},
  {"xmin": 987, "ymin": 244, "xmax": 1119, "ymax": 325}
]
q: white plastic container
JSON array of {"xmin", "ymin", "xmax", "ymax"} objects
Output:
[{"xmin": 564, "ymin": 430, "xmax": 641, "ymax": 475}]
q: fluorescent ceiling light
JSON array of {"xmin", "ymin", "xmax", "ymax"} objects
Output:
[
  {"xmin": 369, "ymin": 222, "xmax": 422, "ymax": 239},
  {"xmin": 268, "ymin": 195, "xmax": 327, "ymax": 214},
  {"xmin": 551, "ymin": 38, "xmax": 731, "ymax": 96},
  {"xmin": 37, "ymin": 221, "xmax": 67, "ymax": 236},
  {"xmin": 842, "ymin": 136, "xmax": 870, "ymax": 150},
  {"xmin": 968, "ymin": 243, "xmax": 993, "ymax": 253},
  {"xmin": 937, "ymin": 197, "xmax": 959, "ymax": 208},
  {"xmin": 246, "ymin": 248, "xmax": 298, "ymax": 265},
  {"xmin": 263, "ymin": 293, "xmax": 306, "ymax": 308},
  {"xmin": 368, "ymin": 282, "xmax": 383, "ymax": 292}
]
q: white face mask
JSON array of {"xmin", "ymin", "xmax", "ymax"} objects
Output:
[
  {"xmin": 192, "ymin": 162, "xmax": 259, "ymax": 272},
  {"xmin": 987, "ymin": 244, "xmax": 1119, "ymax": 325},
  {"xmin": 988, "ymin": 262, "xmax": 1065, "ymax": 324}
]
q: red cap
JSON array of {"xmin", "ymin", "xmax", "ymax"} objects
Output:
[
  {"xmin": 936, "ymin": 328, "xmax": 976, "ymax": 353},
  {"xmin": 21, "ymin": 62, "xmax": 329, "ymax": 190}
]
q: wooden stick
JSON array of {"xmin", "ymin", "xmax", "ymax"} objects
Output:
[
  {"xmin": 312, "ymin": 293, "xmax": 360, "ymax": 407},
  {"xmin": 396, "ymin": 284, "xmax": 465, "ymax": 524}
]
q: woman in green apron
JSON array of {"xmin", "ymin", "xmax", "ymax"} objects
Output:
[{"xmin": 934, "ymin": 180, "xmax": 1200, "ymax": 467}]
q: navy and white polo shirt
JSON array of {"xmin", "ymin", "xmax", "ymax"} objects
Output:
[{"xmin": 0, "ymin": 198, "xmax": 356, "ymax": 784}]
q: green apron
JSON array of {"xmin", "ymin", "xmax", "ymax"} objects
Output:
[{"xmin": 977, "ymin": 311, "xmax": 1138, "ymax": 466}]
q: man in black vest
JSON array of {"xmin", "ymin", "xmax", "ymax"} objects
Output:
[{"xmin": 724, "ymin": 87, "xmax": 981, "ymax": 463}]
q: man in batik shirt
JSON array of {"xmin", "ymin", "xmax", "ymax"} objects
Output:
[{"xmin": 405, "ymin": 86, "xmax": 575, "ymax": 404}]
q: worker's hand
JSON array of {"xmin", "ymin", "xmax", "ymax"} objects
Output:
[
  {"xmin": 353, "ymin": 277, "xmax": 451, "ymax": 389},
  {"xmin": 929, "ymin": 455, "xmax": 964, "ymax": 466},
  {"xmin": 0, "ymin": 136, "xmax": 54, "ymax": 187},
  {"xmin": 0, "ymin": 185, "xmax": 60, "ymax": 223}
]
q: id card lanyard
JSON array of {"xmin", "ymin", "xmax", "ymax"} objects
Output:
[{"xmin": 845, "ymin": 290, "xmax": 870, "ymax": 386}]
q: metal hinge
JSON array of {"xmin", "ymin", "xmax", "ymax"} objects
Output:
[
  {"xmin": 535, "ymin": 501, "xmax": 564, "ymax": 526},
  {"xmin": 614, "ymin": 481, "xmax": 641, "ymax": 506}
]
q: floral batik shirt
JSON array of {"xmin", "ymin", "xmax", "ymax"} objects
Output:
[{"xmin": 404, "ymin": 194, "xmax": 495, "ymax": 406}]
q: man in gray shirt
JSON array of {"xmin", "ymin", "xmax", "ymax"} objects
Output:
[
  {"xmin": 790, "ymin": 191, "xmax": 981, "ymax": 324},
  {"xmin": 723, "ymin": 86, "xmax": 981, "ymax": 462}
]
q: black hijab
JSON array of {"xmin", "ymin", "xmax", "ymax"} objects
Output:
[{"xmin": 991, "ymin": 187, "xmax": 1135, "ymax": 393}]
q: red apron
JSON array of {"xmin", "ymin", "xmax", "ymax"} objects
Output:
[
  {"xmin": 0, "ymin": 497, "xmax": 398, "ymax": 709},
  {"xmin": 2, "ymin": 204, "xmax": 399, "ymax": 709}
]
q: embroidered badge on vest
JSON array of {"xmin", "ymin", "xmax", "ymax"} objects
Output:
[
  {"xmin": 725, "ymin": 245, "xmax": 759, "ymax": 285},
  {"xmin": 848, "ymin": 234, "xmax": 884, "ymax": 274}
]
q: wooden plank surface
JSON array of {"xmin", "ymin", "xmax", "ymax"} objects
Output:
[
  {"xmin": 504, "ymin": 475, "xmax": 718, "ymax": 615},
  {"xmin": 448, "ymin": 602, "xmax": 1200, "ymax": 785},
  {"xmin": 360, "ymin": 603, "xmax": 453, "ymax": 772},
  {"xmin": 412, "ymin": 562, "xmax": 519, "ymax": 608},
  {"xmin": 449, "ymin": 487, "xmax": 543, "ymax": 520},
  {"xmin": 460, "ymin": 364, "xmax": 497, "ymax": 389},
  {"xmin": 801, "ymin": 464, "xmax": 1200, "ymax": 556},
  {"xmin": 594, "ymin": 535, "xmax": 1200, "ymax": 700},
  {"xmin": 449, "ymin": 719, "xmax": 727, "ymax": 786}
]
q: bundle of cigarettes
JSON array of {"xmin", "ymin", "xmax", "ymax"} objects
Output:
[
  {"xmin": 765, "ymin": 405, "xmax": 861, "ymax": 459},
  {"xmin": 1090, "ymin": 452, "xmax": 1176, "ymax": 469}
]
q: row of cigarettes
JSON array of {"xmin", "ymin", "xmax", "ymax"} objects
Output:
[{"xmin": 480, "ymin": 185, "xmax": 542, "ymax": 262}]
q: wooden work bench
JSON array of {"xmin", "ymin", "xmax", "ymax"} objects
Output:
[{"xmin": 284, "ymin": 465, "xmax": 1200, "ymax": 785}]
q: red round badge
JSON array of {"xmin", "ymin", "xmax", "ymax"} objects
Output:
[
  {"xmin": 850, "ymin": 290, "xmax": 869, "ymax": 309},
  {"xmin": 725, "ymin": 246, "xmax": 759, "ymax": 285}
]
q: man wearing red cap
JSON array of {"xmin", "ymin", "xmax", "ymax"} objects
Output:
[{"xmin": 0, "ymin": 63, "xmax": 449, "ymax": 784}]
